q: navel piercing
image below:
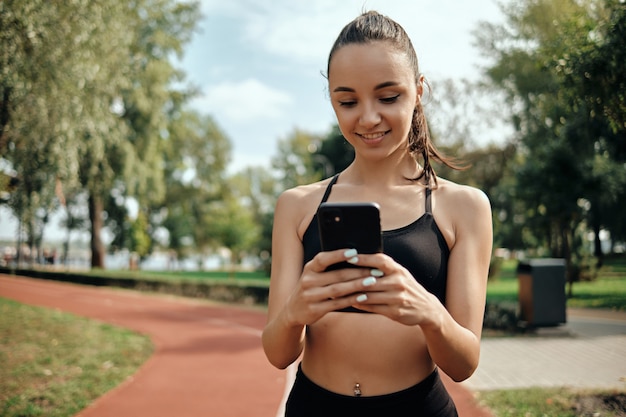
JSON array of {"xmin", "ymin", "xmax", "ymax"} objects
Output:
[{"xmin": 353, "ymin": 383, "xmax": 362, "ymax": 397}]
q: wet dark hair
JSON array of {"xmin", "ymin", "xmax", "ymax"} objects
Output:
[{"xmin": 327, "ymin": 11, "xmax": 461, "ymax": 187}]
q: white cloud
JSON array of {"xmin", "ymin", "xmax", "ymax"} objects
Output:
[
  {"xmin": 196, "ymin": 0, "xmax": 504, "ymax": 78},
  {"xmin": 189, "ymin": 0, "xmax": 507, "ymax": 172},
  {"xmin": 194, "ymin": 78, "xmax": 293, "ymax": 123}
]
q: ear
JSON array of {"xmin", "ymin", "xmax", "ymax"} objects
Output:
[{"xmin": 416, "ymin": 74, "xmax": 425, "ymax": 105}]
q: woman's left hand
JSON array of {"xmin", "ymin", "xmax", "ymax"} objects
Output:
[{"xmin": 348, "ymin": 253, "xmax": 443, "ymax": 327}]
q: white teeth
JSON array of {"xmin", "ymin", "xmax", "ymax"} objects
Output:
[{"xmin": 360, "ymin": 132, "xmax": 386, "ymax": 139}]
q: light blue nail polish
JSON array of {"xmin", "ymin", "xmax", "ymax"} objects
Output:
[
  {"xmin": 356, "ymin": 294, "xmax": 368, "ymax": 303},
  {"xmin": 370, "ymin": 269, "xmax": 384, "ymax": 277},
  {"xmin": 362, "ymin": 277, "xmax": 377, "ymax": 286},
  {"xmin": 347, "ymin": 256, "xmax": 359, "ymax": 264},
  {"xmin": 344, "ymin": 248, "xmax": 357, "ymax": 258}
]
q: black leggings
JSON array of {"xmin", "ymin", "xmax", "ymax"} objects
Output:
[{"xmin": 285, "ymin": 365, "xmax": 458, "ymax": 417}]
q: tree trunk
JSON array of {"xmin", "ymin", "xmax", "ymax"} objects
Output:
[
  {"xmin": 89, "ymin": 193, "xmax": 105, "ymax": 268},
  {"xmin": 561, "ymin": 222, "xmax": 574, "ymax": 298},
  {"xmin": 592, "ymin": 221, "xmax": 604, "ymax": 268}
]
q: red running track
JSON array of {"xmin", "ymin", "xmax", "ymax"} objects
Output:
[{"xmin": 0, "ymin": 274, "xmax": 492, "ymax": 417}]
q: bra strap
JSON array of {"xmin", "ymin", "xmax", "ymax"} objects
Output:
[
  {"xmin": 320, "ymin": 174, "xmax": 340, "ymax": 204},
  {"xmin": 425, "ymin": 187, "xmax": 432, "ymax": 213}
]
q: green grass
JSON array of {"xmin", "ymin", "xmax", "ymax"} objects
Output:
[
  {"xmin": 488, "ymin": 258, "xmax": 626, "ymax": 311},
  {"xmin": 84, "ymin": 268, "xmax": 270, "ymax": 287},
  {"xmin": 0, "ymin": 298, "xmax": 153, "ymax": 417},
  {"xmin": 477, "ymin": 387, "xmax": 626, "ymax": 417}
]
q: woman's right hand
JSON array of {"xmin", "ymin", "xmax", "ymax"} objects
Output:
[{"xmin": 284, "ymin": 249, "xmax": 376, "ymax": 326}]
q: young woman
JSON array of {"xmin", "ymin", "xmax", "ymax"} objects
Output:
[{"xmin": 262, "ymin": 10, "xmax": 493, "ymax": 417}]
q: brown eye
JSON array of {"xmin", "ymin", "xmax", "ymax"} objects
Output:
[{"xmin": 380, "ymin": 94, "xmax": 400, "ymax": 104}]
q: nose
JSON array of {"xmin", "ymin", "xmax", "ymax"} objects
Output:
[{"xmin": 359, "ymin": 102, "xmax": 381, "ymax": 128}]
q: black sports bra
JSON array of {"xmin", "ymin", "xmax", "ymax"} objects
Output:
[{"xmin": 302, "ymin": 174, "xmax": 450, "ymax": 304}]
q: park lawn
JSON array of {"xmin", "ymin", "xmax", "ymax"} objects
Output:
[
  {"xmin": 82, "ymin": 268, "xmax": 270, "ymax": 286},
  {"xmin": 0, "ymin": 298, "xmax": 153, "ymax": 417},
  {"xmin": 488, "ymin": 258, "xmax": 626, "ymax": 311},
  {"xmin": 477, "ymin": 387, "xmax": 626, "ymax": 417}
]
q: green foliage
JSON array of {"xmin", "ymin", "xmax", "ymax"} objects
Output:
[
  {"xmin": 2, "ymin": 0, "xmax": 624, "ymax": 271},
  {"xmin": 487, "ymin": 257, "xmax": 626, "ymax": 310},
  {"xmin": 475, "ymin": 0, "xmax": 626, "ymax": 271},
  {"xmin": 0, "ymin": 0, "xmax": 202, "ymax": 267},
  {"xmin": 201, "ymin": 195, "xmax": 260, "ymax": 266},
  {"xmin": 477, "ymin": 387, "xmax": 626, "ymax": 417},
  {"xmin": 312, "ymin": 125, "xmax": 355, "ymax": 178},
  {"xmin": 272, "ymin": 128, "xmax": 325, "ymax": 189},
  {"xmin": 130, "ymin": 211, "xmax": 152, "ymax": 259},
  {"xmin": 1, "ymin": 0, "xmax": 134, "ymax": 260},
  {"xmin": 558, "ymin": 0, "xmax": 626, "ymax": 134},
  {"xmin": 228, "ymin": 166, "xmax": 279, "ymax": 270},
  {"xmin": 157, "ymin": 110, "xmax": 232, "ymax": 258}
]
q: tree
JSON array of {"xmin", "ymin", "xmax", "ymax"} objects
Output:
[
  {"xmin": 272, "ymin": 128, "xmax": 325, "ymax": 189},
  {"xmin": 1, "ymin": 0, "xmax": 133, "ymax": 264},
  {"xmin": 87, "ymin": 0, "xmax": 200, "ymax": 268},
  {"xmin": 229, "ymin": 166, "xmax": 279, "ymax": 272},
  {"xmin": 476, "ymin": 0, "xmax": 626, "ymax": 286},
  {"xmin": 203, "ymin": 195, "xmax": 260, "ymax": 270},
  {"xmin": 561, "ymin": 0, "xmax": 626, "ymax": 134},
  {"xmin": 556, "ymin": 1, "xmax": 626, "ymax": 261},
  {"xmin": 129, "ymin": 210, "xmax": 152, "ymax": 259},
  {"xmin": 160, "ymin": 110, "xmax": 232, "ymax": 259},
  {"xmin": 57, "ymin": 188, "xmax": 89, "ymax": 266},
  {"xmin": 1, "ymin": 0, "xmax": 201, "ymax": 268},
  {"xmin": 312, "ymin": 125, "xmax": 354, "ymax": 178}
]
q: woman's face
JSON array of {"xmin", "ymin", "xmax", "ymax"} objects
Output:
[{"xmin": 328, "ymin": 41, "xmax": 421, "ymax": 161}]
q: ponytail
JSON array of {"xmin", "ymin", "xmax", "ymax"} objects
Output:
[{"xmin": 408, "ymin": 99, "xmax": 464, "ymax": 188}]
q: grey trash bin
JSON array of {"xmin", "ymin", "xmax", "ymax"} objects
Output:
[{"xmin": 517, "ymin": 258, "xmax": 567, "ymax": 327}]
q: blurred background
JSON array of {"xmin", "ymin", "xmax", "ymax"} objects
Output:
[{"xmin": 1, "ymin": 0, "xmax": 624, "ymax": 284}]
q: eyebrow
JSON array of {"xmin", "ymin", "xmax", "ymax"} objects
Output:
[{"xmin": 332, "ymin": 81, "xmax": 400, "ymax": 93}]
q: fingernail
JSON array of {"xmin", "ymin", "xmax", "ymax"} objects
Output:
[
  {"xmin": 370, "ymin": 269, "xmax": 384, "ymax": 277},
  {"xmin": 362, "ymin": 277, "xmax": 377, "ymax": 287},
  {"xmin": 344, "ymin": 249, "xmax": 357, "ymax": 258},
  {"xmin": 347, "ymin": 256, "xmax": 359, "ymax": 264},
  {"xmin": 356, "ymin": 294, "xmax": 368, "ymax": 303}
]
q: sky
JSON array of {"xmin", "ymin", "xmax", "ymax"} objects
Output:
[
  {"xmin": 182, "ymin": 0, "xmax": 506, "ymax": 172},
  {"xmin": 0, "ymin": 0, "xmax": 506, "ymax": 241}
]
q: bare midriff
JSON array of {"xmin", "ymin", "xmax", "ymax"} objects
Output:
[{"xmin": 301, "ymin": 311, "xmax": 435, "ymax": 397}]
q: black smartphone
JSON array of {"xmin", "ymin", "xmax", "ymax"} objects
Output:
[{"xmin": 317, "ymin": 202, "xmax": 383, "ymax": 271}]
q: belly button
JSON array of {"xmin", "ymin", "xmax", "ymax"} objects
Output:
[{"xmin": 353, "ymin": 383, "xmax": 361, "ymax": 397}]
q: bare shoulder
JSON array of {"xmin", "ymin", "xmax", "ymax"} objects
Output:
[
  {"xmin": 432, "ymin": 178, "xmax": 492, "ymax": 247},
  {"xmin": 434, "ymin": 178, "xmax": 491, "ymax": 214},
  {"xmin": 275, "ymin": 178, "xmax": 336, "ymax": 237},
  {"xmin": 277, "ymin": 178, "xmax": 333, "ymax": 209}
]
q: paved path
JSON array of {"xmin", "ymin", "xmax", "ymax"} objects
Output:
[
  {"xmin": 464, "ymin": 309, "xmax": 626, "ymax": 391},
  {"xmin": 0, "ymin": 274, "xmax": 492, "ymax": 417}
]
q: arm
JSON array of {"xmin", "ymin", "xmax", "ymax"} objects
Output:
[
  {"xmin": 420, "ymin": 186, "xmax": 493, "ymax": 381},
  {"xmin": 262, "ymin": 190, "xmax": 379, "ymax": 369},
  {"xmin": 261, "ymin": 191, "xmax": 307, "ymax": 369},
  {"xmin": 351, "ymin": 185, "xmax": 492, "ymax": 381}
]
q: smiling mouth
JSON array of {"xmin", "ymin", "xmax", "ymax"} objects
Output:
[{"xmin": 357, "ymin": 131, "xmax": 390, "ymax": 140}]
